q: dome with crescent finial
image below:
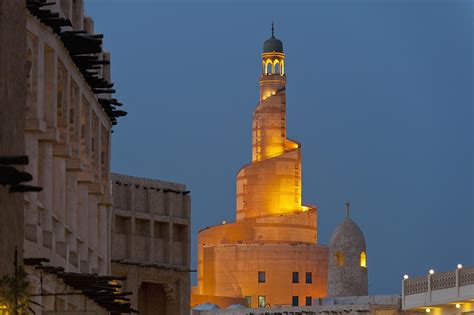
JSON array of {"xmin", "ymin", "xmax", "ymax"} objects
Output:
[{"xmin": 263, "ymin": 22, "xmax": 283, "ymax": 53}]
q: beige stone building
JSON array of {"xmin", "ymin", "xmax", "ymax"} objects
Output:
[
  {"xmin": 111, "ymin": 173, "xmax": 191, "ymax": 315},
  {"xmin": 0, "ymin": 0, "xmax": 133, "ymax": 313},
  {"xmin": 1, "ymin": 1, "xmax": 193, "ymax": 314},
  {"xmin": 24, "ymin": 3, "xmax": 113, "ymax": 277}
]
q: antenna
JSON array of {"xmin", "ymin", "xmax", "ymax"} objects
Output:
[{"xmin": 345, "ymin": 201, "xmax": 350, "ymax": 218}]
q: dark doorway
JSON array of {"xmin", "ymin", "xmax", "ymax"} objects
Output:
[{"xmin": 138, "ymin": 282, "xmax": 167, "ymax": 315}]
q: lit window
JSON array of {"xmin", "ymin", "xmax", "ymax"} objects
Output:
[
  {"xmin": 292, "ymin": 296, "xmax": 299, "ymax": 306},
  {"xmin": 244, "ymin": 296, "xmax": 252, "ymax": 307},
  {"xmin": 306, "ymin": 296, "xmax": 312, "ymax": 306},
  {"xmin": 306, "ymin": 272, "xmax": 312, "ymax": 284},
  {"xmin": 258, "ymin": 296, "xmax": 266, "ymax": 307},
  {"xmin": 292, "ymin": 272, "xmax": 299, "ymax": 283},
  {"xmin": 360, "ymin": 251, "xmax": 367, "ymax": 268},
  {"xmin": 258, "ymin": 271, "xmax": 266, "ymax": 283},
  {"xmin": 335, "ymin": 252, "xmax": 344, "ymax": 266}
]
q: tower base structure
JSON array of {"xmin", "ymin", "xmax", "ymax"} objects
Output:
[{"xmin": 192, "ymin": 209, "xmax": 329, "ymax": 308}]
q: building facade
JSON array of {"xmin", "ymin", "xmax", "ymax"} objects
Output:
[
  {"xmin": 24, "ymin": 2, "xmax": 113, "ymax": 276},
  {"xmin": 0, "ymin": 0, "xmax": 133, "ymax": 313},
  {"xmin": 111, "ymin": 173, "xmax": 191, "ymax": 315},
  {"xmin": 192, "ymin": 28, "xmax": 329, "ymax": 308},
  {"xmin": 2, "ymin": 1, "xmax": 192, "ymax": 313}
]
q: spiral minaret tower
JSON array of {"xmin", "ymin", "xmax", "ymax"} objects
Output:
[
  {"xmin": 193, "ymin": 26, "xmax": 329, "ymax": 308},
  {"xmin": 236, "ymin": 24, "xmax": 304, "ymax": 221}
]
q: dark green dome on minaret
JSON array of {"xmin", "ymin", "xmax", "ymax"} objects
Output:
[{"xmin": 263, "ymin": 22, "xmax": 283, "ymax": 53}]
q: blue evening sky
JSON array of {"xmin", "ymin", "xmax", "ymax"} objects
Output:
[{"xmin": 85, "ymin": 0, "xmax": 473, "ymax": 294}]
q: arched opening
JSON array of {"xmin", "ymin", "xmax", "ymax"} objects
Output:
[
  {"xmin": 266, "ymin": 60, "xmax": 273, "ymax": 75},
  {"xmin": 334, "ymin": 252, "xmax": 344, "ymax": 267},
  {"xmin": 274, "ymin": 59, "xmax": 280, "ymax": 74},
  {"xmin": 280, "ymin": 59, "xmax": 285, "ymax": 75},
  {"xmin": 360, "ymin": 251, "xmax": 367, "ymax": 268},
  {"xmin": 262, "ymin": 61, "xmax": 266, "ymax": 74}
]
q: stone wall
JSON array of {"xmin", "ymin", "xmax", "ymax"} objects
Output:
[
  {"xmin": 23, "ymin": 12, "xmax": 113, "ymax": 275},
  {"xmin": 0, "ymin": 0, "xmax": 27, "ymax": 275},
  {"xmin": 328, "ymin": 218, "xmax": 368, "ymax": 297},
  {"xmin": 111, "ymin": 173, "xmax": 191, "ymax": 315}
]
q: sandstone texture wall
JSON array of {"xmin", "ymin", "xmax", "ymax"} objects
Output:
[
  {"xmin": 328, "ymin": 217, "xmax": 368, "ymax": 297},
  {"xmin": 111, "ymin": 173, "xmax": 191, "ymax": 315}
]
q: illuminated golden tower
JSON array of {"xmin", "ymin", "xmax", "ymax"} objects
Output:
[
  {"xmin": 192, "ymin": 25, "xmax": 329, "ymax": 308},
  {"xmin": 237, "ymin": 23, "xmax": 302, "ymax": 220}
]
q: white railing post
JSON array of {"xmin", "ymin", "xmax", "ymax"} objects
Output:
[
  {"xmin": 428, "ymin": 273, "xmax": 432, "ymax": 304},
  {"xmin": 455, "ymin": 267, "xmax": 460, "ymax": 297},
  {"xmin": 401, "ymin": 278, "xmax": 405, "ymax": 309}
]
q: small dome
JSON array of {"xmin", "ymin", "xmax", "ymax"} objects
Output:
[
  {"xmin": 330, "ymin": 217, "xmax": 366, "ymax": 249},
  {"xmin": 263, "ymin": 35, "xmax": 283, "ymax": 53}
]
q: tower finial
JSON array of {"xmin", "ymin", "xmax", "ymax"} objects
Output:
[
  {"xmin": 345, "ymin": 201, "xmax": 350, "ymax": 218},
  {"xmin": 271, "ymin": 21, "xmax": 275, "ymax": 37}
]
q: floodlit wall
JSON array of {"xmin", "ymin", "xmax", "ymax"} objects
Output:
[
  {"xmin": 237, "ymin": 70, "xmax": 303, "ymax": 220},
  {"xmin": 199, "ymin": 243, "xmax": 328, "ymax": 307}
]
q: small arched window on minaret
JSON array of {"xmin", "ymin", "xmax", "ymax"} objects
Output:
[
  {"xmin": 360, "ymin": 251, "xmax": 367, "ymax": 268},
  {"xmin": 265, "ymin": 60, "xmax": 273, "ymax": 75},
  {"xmin": 334, "ymin": 252, "xmax": 344, "ymax": 267},
  {"xmin": 274, "ymin": 59, "xmax": 280, "ymax": 74}
]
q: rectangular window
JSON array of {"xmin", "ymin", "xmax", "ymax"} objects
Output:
[
  {"xmin": 292, "ymin": 296, "xmax": 299, "ymax": 306},
  {"xmin": 292, "ymin": 271, "xmax": 299, "ymax": 283},
  {"xmin": 306, "ymin": 272, "xmax": 312, "ymax": 284},
  {"xmin": 258, "ymin": 296, "xmax": 266, "ymax": 307},
  {"xmin": 258, "ymin": 271, "xmax": 266, "ymax": 283},
  {"xmin": 244, "ymin": 296, "xmax": 252, "ymax": 308},
  {"xmin": 306, "ymin": 296, "xmax": 312, "ymax": 306}
]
